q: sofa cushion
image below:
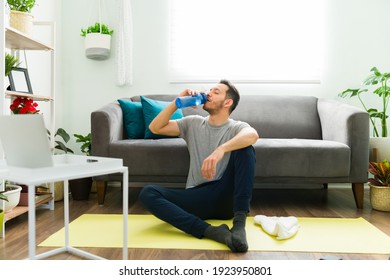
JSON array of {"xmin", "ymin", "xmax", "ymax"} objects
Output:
[
  {"xmin": 140, "ymin": 96, "xmax": 184, "ymax": 139},
  {"xmin": 117, "ymin": 99, "xmax": 145, "ymax": 139},
  {"xmin": 231, "ymin": 95, "xmax": 322, "ymax": 139},
  {"xmin": 254, "ymin": 139, "xmax": 351, "ymax": 177},
  {"xmin": 109, "ymin": 138, "xmax": 189, "ymax": 176}
]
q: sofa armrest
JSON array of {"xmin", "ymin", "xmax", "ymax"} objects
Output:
[
  {"xmin": 317, "ymin": 99, "xmax": 369, "ymax": 181},
  {"xmin": 91, "ymin": 102, "xmax": 124, "ymax": 157}
]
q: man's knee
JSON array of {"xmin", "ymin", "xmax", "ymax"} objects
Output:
[
  {"xmin": 138, "ymin": 184, "xmax": 161, "ymax": 207},
  {"xmin": 232, "ymin": 146, "xmax": 256, "ymax": 162}
]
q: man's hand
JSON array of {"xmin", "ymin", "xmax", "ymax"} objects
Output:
[
  {"xmin": 201, "ymin": 147, "xmax": 225, "ymax": 180},
  {"xmin": 178, "ymin": 88, "xmax": 203, "ymax": 98},
  {"xmin": 178, "ymin": 88, "xmax": 192, "ymax": 98}
]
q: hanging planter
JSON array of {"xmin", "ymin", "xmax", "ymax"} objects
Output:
[
  {"xmin": 84, "ymin": 32, "xmax": 112, "ymax": 60},
  {"xmin": 81, "ymin": 22, "xmax": 114, "ymax": 60}
]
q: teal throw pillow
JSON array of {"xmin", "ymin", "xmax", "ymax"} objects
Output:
[
  {"xmin": 118, "ymin": 99, "xmax": 145, "ymax": 139},
  {"xmin": 140, "ymin": 96, "xmax": 183, "ymax": 139}
]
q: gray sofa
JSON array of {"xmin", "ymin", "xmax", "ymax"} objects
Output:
[{"xmin": 91, "ymin": 95, "xmax": 369, "ymax": 208}]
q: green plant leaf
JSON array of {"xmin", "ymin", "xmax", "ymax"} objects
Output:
[
  {"xmin": 368, "ymin": 160, "xmax": 390, "ymax": 186},
  {"xmin": 340, "ymin": 67, "xmax": 390, "ymax": 138},
  {"xmin": 73, "ymin": 133, "xmax": 92, "ymax": 155},
  {"xmin": 80, "ymin": 22, "xmax": 114, "ymax": 37},
  {"xmin": 338, "ymin": 88, "xmax": 367, "ymax": 98},
  {"xmin": 5, "ymin": 53, "xmax": 21, "ymax": 77},
  {"xmin": 7, "ymin": 0, "xmax": 36, "ymax": 13},
  {"xmin": 55, "ymin": 128, "xmax": 70, "ymax": 143},
  {"xmin": 373, "ymin": 86, "xmax": 390, "ymax": 97},
  {"xmin": 54, "ymin": 141, "xmax": 74, "ymax": 154},
  {"xmin": 0, "ymin": 193, "xmax": 9, "ymax": 202}
]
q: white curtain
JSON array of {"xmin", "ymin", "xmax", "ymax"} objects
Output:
[{"xmin": 116, "ymin": 0, "xmax": 133, "ymax": 86}]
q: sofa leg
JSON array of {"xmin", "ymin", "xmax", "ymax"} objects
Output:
[
  {"xmin": 96, "ymin": 180, "xmax": 107, "ymax": 205},
  {"xmin": 352, "ymin": 183, "xmax": 364, "ymax": 209}
]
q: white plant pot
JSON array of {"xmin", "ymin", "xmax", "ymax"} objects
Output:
[
  {"xmin": 1, "ymin": 185, "xmax": 22, "ymax": 212},
  {"xmin": 369, "ymin": 137, "xmax": 390, "ymax": 162},
  {"xmin": 84, "ymin": 33, "xmax": 111, "ymax": 60}
]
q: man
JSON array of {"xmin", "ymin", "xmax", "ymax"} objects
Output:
[{"xmin": 139, "ymin": 80, "xmax": 259, "ymax": 252}]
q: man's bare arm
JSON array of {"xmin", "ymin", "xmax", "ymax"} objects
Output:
[
  {"xmin": 201, "ymin": 127, "xmax": 259, "ymax": 180},
  {"xmin": 148, "ymin": 89, "xmax": 192, "ymax": 136},
  {"xmin": 148, "ymin": 101, "xmax": 180, "ymax": 136}
]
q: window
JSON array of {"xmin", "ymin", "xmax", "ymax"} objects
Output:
[{"xmin": 169, "ymin": 0, "xmax": 324, "ymax": 83}]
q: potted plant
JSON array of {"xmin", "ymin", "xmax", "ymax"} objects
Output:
[
  {"xmin": 81, "ymin": 22, "xmax": 114, "ymax": 60},
  {"xmin": 4, "ymin": 53, "xmax": 20, "ymax": 90},
  {"xmin": 339, "ymin": 67, "xmax": 390, "ymax": 162},
  {"xmin": 368, "ymin": 160, "xmax": 390, "ymax": 211},
  {"xmin": 10, "ymin": 96, "xmax": 39, "ymax": 114},
  {"xmin": 7, "ymin": 0, "xmax": 36, "ymax": 35},
  {"xmin": 74, "ymin": 133, "xmax": 92, "ymax": 156},
  {"xmin": 69, "ymin": 133, "xmax": 93, "ymax": 200},
  {"xmin": 49, "ymin": 128, "xmax": 74, "ymax": 154},
  {"xmin": 46, "ymin": 128, "xmax": 74, "ymax": 202},
  {"xmin": 5, "ymin": 53, "xmax": 21, "ymax": 77},
  {"xmin": 0, "ymin": 183, "xmax": 22, "ymax": 213}
]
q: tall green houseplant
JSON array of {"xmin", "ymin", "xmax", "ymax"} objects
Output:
[{"xmin": 339, "ymin": 67, "xmax": 390, "ymax": 137}]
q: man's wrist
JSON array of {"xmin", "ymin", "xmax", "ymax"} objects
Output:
[{"xmin": 216, "ymin": 145, "xmax": 227, "ymax": 154}]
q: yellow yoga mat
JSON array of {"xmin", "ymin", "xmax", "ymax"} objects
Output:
[{"xmin": 39, "ymin": 214, "xmax": 390, "ymax": 254}]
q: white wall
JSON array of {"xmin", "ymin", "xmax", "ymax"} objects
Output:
[{"xmin": 33, "ymin": 0, "xmax": 390, "ymax": 145}]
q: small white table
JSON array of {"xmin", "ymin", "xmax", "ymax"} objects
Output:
[{"xmin": 0, "ymin": 154, "xmax": 128, "ymax": 260}]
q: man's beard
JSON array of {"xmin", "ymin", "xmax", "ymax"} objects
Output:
[{"xmin": 203, "ymin": 100, "xmax": 224, "ymax": 115}]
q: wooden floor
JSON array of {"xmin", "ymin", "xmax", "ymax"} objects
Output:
[{"xmin": 1, "ymin": 184, "xmax": 390, "ymax": 260}]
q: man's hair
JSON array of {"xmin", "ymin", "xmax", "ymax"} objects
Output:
[{"xmin": 219, "ymin": 79, "xmax": 240, "ymax": 113}]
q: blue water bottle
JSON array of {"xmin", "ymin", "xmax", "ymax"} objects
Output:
[{"xmin": 175, "ymin": 93, "xmax": 208, "ymax": 108}]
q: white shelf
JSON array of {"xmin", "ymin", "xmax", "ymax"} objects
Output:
[
  {"xmin": 1, "ymin": 21, "xmax": 56, "ymax": 237},
  {"xmin": 5, "ymin": 26, "xmax": 53, "ymax": 51},
  {"xmin": 5, "ymin": 90, "xmax": 53, "ymax": 102},
  {"xmin": 4, "ymin": 194, "xmax": 52, "ymax": 222}
]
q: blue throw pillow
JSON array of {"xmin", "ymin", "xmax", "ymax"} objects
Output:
[
  {"xmin": 118, "ymin": 99, "xmax": 145, "ymax": 139},
  {"xmin": 140, "ymin": 96, "xmax": 183, "ymax": 139}
]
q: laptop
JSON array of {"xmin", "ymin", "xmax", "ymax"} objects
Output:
[{"xmin": 0, "ymin": 114, "xmax": 53, "ymax": 168}]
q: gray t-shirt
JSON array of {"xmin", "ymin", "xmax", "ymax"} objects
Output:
[{"xmin": 176, "ymin": 115, "xmax": 250, "ymax": 188}]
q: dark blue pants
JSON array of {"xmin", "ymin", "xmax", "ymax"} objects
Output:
[{"xmin": 138, "ymin": 146, "xmax": 256, "ymax": 238}]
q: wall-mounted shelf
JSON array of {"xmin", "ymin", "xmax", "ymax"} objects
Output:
[
  {"xmin": 5, "ymin": 90, "xmax": 53, "ymax": 102},
  {"xmin": 5, "ymin": 26, "xmax": 53, "ymax": 51}
]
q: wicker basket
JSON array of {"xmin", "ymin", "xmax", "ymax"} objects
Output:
[
  {"xmin": 369, "ymin": 184, "xmax": 390, "ymax": 212},
  {"xmin": 9, "ymin": 10, "xmax": 34, "ymax": 36}
]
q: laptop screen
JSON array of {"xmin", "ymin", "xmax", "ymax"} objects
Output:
[{"xmin": 0, "ymin": 114, "xmax": 53, "ymax": 168}]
